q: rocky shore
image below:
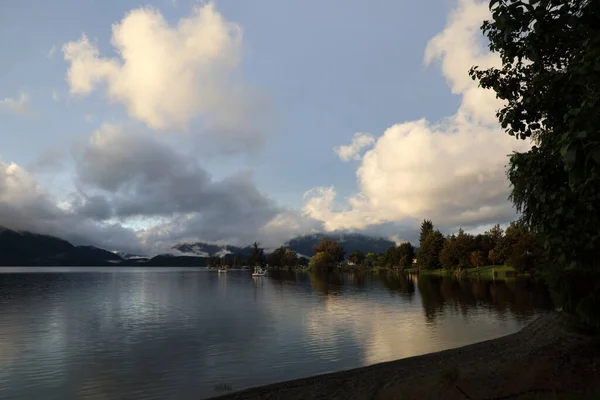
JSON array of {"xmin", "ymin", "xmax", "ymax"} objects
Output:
[{"xmin": 209, "ymin": 313, "xmax": 600, "ymax": 399}]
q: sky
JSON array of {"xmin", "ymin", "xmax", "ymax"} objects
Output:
[{"xmin": 0, "ymin": 0, "xmax": 531, "ymax": 255}]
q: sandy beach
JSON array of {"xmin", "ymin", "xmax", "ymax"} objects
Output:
[{"xmin": 209, "ymin": 313, "xmax": 600, "ymax": 399}]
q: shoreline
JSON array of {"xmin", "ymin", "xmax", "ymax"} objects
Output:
[{"xmin": 209, "ymin": 313, "xmax": 600, "ymax": 399}]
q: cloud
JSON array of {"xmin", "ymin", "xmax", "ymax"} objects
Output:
[
  {"xmin": 257, "ymin": 210, "xmax": 322, "ymax": 249},
  {"xmin": 0, "ymin": 158, "xmax": 143, "ymax": 253},
  {"xmin": 27, "ymin": 148, "xmax": 66, "ymax": 173},
  {"xmin": 73, "ymin": 124, "xmax": 215, "ymax": 218},
  {"xmin": 0, "ymin": 92, "xmax": 31, "ymax": 115},
  {"xmin": 47, "ymin": 45, "xmax": 57, "ymax": 59},
  {"xmin": 62, "ymin": 2, "xmax": 267, "ymax": 151},
  {"xmin": 334, "ymin": 133, "xmax": 375, "ymax": 162},
  {"xmin": 68, "ymin": 124, "xmax": 315, "ymax": 250},
  {"xmin": 51, "ymin": 91, "xmax": 60, "ymax": 102},
  {"xmin": 1, "ymin": 139, "xmax": 318, "ymax": 254},
  {"xmin": 303, "ymin": 0, "xmax": 531, "ymax": 233}
]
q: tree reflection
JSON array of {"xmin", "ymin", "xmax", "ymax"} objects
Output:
[
  {"xmin": 417, "ymin": 275, "xmax": 554, "ymax": 322},
  {"xmin": 348, "ymin": 271, "xmax": 368, "ymax": 289},
  {"xmin": 379, "ymin": 271, "xmax": 415, "ymax": 298},
  {"xmin": 417, "ymin": 276, "xmax": 446, "ymax": 322},
  {"xmin": 269, "ymin": 269, "xmax": 300, "ymax": 285},
  {"xmin": 309, "ymin": 271, "xmax": 344, "ymax": 296}
]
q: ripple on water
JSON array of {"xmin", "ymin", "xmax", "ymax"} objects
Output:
[{"xmin": 0, "ymin": 267, "xmax": 553, "ymax": 399}]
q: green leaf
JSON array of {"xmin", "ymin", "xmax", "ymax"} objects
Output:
[
  {"xmin": 561, "ymin": 144, "xmax": 577, "ymax": 166},
  {"xmin": 592, "ymin": 146, "xmax": 600, "ymax": 164}
]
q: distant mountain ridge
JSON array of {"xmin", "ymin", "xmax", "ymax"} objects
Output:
[
  {"xmin": 172, "ymin": 233, "xmax": 396, "ymax": 259},
  {"xmin": 0, "ymin": 228, "xmax": 123, "ymax": 266},
  {"xmin": 0, "ymin": 225, "xmax": 398, "ymax": 266},
  {"xmin": 285, "ymin": 233, "xmax": 395, "ymax": 257}
]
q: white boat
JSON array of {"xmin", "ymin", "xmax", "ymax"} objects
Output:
[
  {"xmin": 218, "ymin": 267, "xmax": 228, "ymax": 273},
  {"xmin": 252, "ymin": 266, "xmax": 266, "ymax": 277}
]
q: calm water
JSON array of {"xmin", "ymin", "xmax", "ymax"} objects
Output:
[{"xmin": 0, "ymin": 267, "xmax": 554, "ymax": 399}]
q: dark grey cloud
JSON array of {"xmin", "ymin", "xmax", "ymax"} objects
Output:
[
  {"xmin": 73, "ymin": 125, "xmax": 212, "ymax": 217},
  {"xmin": 0, "ymin": 121, "xmax": 323, "ymax": 255},
  {"xmin": 69, "ymin": 125, "xmax": 288, "ymax": 248},
  {"xmin": 0, "ymin": 160, "xmax": 144, "ymax": 253}
]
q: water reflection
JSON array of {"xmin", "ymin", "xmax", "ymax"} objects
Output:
[
  {"xmin": 308, "ymin": 271, "xmax": 344, "ymax": 296},
  {"xmin": 0, "ymin": 267, "xmax": 553, "ymax": 400},
  {"xmin": 413, "ymin": 275, "xmax": 553, "ymax": 322},
  {"xmin": 379, "ymin": 271, "xmax": 416, "ymax": 297}
]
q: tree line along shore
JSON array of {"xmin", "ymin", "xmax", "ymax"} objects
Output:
[{"xmin": 206, "ymin": 219, "xmax": 539, "ymax": 283}]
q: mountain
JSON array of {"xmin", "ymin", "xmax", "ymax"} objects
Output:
[
  {"xmin": 171, "ymin": 233, "xmax": 396, "ymax": 260},
  {"xmin": 0, "ymin": 225, "xmax": 398, "ymax": 266},
  {"xmin": 75, "ymin": 246, "xmax": 122, "ymax": 262},
  {"xmin": 169, "ymin": 233, "xmax": 397, "ymax": 260},
  {"xmin": 285, "ymin": 233, "xmax": 395, "ymax": 257},
  {"xmin": 0, "ymin": 227, "xmax": 123, "ymax": 266}
]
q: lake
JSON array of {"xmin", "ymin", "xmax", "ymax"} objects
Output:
[{"xmin": 0, "ymin": 267, "xmax": 554, "ymax": 399}]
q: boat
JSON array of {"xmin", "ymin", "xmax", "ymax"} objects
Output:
[
  {"xmin": 251, "ymin": 266, "xmax": 266, "ymax": 277},
  {"xmin": 218, "ymin": 267, "xmax": 228, "ymax": 273}
]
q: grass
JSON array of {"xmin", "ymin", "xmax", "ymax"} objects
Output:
[
  {"xmin": 408, "ymin": 265, "xmax": 522, "ymax": 280},
  {"xmin": 465, "ymin": 264, "xmax": 520, "ymax": 279}
]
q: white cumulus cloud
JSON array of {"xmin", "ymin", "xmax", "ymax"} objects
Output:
[
  {"xmin": 334, "ymin": 132, "xmax": 375, "ymax": 161},
  {"xmin": 62, "ymin": 2, "xmax": 252, "ymax": 135},
  {"xmin": 303, "ymin": 0, "xmax": 531, "ymax": 232}
]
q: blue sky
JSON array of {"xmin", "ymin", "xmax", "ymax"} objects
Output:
[{"xmin": 0, "ymin": 0, "xmax": 528, "ymax": 253}]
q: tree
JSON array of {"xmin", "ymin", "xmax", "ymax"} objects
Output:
[
  {"xmin": 397, "ymin": 242, "xmax": 416, "ymax": 267},
  {"xmin": 439, "ymin": 234, "xmax": 459, "ymax": 270},
  {"xmin": 497, "ymin": 221, "xmax": 544, "ymax": 274},
  {"xmin": 474, "ymin": 234, "xmax": 494, "ymax": 260},
  {"xmin": 419, "ymin": 220, "xmax": 434, "ymax": 246},
  {"xmin": 471, "ymin": 250, "xmax": 487, "ymax": 269},
  {"xmin": 454, "ymin": 229, "xmax": 476, "ymax": 269},
  {"xmin": 267, "ymin": 246, "xmax": 286, "ymax": 267},
  {"xmin": 486, "ymin": 224, "xmax": 504, "ymax": 249},
  {"xmin": 365, "ymin": 252, "xmax": 378, "ymax": 267},
  {"xmin": 488, "ymin": 249, "xmax": 499, "ymax": 265},
  {"xmin": 298, "ymin": 256, "xmax": 309, "ymax": 267},
  {"xmin": 383, "ymin": 245, "xmax": 400, "ymax": 267},
  {"xmin": 309, "ymin": 252, "xmax": 333, "ymax": 272},
  {"xmin": 348, "ymin": 249, "xmax": 366, "ymax": 265},
  {"xmin": 281, "ymin": 249, "xmax": 298, "ymax": 267},
  {"xmin": 418, "ymin": 229, "xmax": 444, "ymax": 270},
  {"xmin": 233, "ymin": 254, "xmax": 243, "ymax": 267},
  {"xmin": 222, "ymin": 255, "xmax": 233, "ymax": 267},
  {"xmin": 470, "ymin": 0, "xmax": 600, "ymax": 329},
  {"xmin": 248, "ymin": 242, "xmax": 265, "ymax": 267},
  {"xmin": 312, "ymin": 238, "xmax": 345, "ymax": 264}
]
